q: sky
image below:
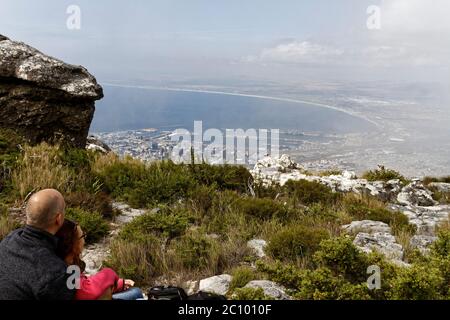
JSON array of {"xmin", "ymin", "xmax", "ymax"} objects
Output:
[{"xmin": 1, "ymin": 0, "xmax": 450, "ymax": 85}]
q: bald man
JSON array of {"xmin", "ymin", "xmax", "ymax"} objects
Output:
[{"xmin": 0, "ymin": 189, "xmax": 75, "ymax": 300}]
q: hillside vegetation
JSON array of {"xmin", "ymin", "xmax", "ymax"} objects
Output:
[{"xmin": 1, "ymin": 131, "xmax": 449, "ymax": 300}]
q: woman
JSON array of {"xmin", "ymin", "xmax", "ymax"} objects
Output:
[{"xmin": 55, "ymin": 219, "xmax": 144, "ymax": 300}]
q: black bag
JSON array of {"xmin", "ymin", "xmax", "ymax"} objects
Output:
[
  {"xmin": 148, "ymin": 286, "xmax": 188, "ymax": 300},
  {"xmin": 186, "ymin": 291, "xmax": 227, "ymax": 300},
  {"xmin": 148, "ymin": 286, "xmax": 227, "ymax": 300}
]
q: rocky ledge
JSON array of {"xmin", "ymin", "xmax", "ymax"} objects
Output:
[
  {"xmin": 251, "ymin": 155, "xmax": 450, "ymax": 265},
  {"xmin": 0, "ymin": 35, "xmax": 103, "ymax": 148}
]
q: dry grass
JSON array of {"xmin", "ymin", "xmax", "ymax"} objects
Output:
[
  {"xmin": 106, "ymin": 231, "xmax": 252, "ymax": 287},
  {"xmin": 91, "ymin": 152, "xmax": 142, "ymax": 174},
  {"xmin": 395, "ymin": 229, "xmax": 414, "ymax": 260},
  {"xmin": 11, "ymin": 143, "xmax": 79, "ymax": 199},
  {"xmin": 0, "ymin": 215, "xmax": 19, "ymax": 241}
]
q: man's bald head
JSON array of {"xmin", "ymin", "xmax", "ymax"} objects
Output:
[{"xmin": 26, "ymin": 189, "xmax": 66, "ymax": 232}]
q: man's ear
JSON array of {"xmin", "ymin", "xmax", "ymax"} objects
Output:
[{"xmin": 55, "ymin": 212, "xmax": 64, "ymax": 227}]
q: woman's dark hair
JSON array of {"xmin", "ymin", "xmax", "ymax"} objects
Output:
[{"xmin": 55, "ymin": 219, "xmax": 85, "ymax": 272}]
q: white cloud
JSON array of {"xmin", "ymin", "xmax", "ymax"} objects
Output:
[
  {"xmin": 242, "ymin": 1, "xmax": 450, "ymax": 75},
  {"xmin": 380, "ymin": 0, "xmax": 450, "ymax": 34},
  {"xmin": 245, "ymin": 41, "xmax": 344, "ymax": 65}
]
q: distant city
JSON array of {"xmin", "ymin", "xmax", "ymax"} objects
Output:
[{"xmin": 92, "ymin": 127, "xmax": 356, "ymax": 173}]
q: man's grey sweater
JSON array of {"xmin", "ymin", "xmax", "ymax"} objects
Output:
[{"xmin": 0, "ymin": 225, "xmax": 75, "ymax": 300}]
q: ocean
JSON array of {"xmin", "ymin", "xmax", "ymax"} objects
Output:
[{"xmin": 91, "ymin": 85, "xmax": 376, "ymax": 134}]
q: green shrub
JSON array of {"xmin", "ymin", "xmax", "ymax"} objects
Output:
[
  {"xmin": 362, "ymin": 166, "xmax": 407, "ymax": 184},
  {"xmin": 295, "ymin": 267, "xmax": 372, "ymax": 300},
  {"xmin": 256, "ymin": 261, "xmax": 304, "ymax": 289},
  {"xmin": 237, "ymin": 198, "xmax": 291, "ymax": 221},
  {"xmin": 173, "ymin": 232, "xmax": 219, "ymax": 270},
  {"xmin": 430, "ymin": 229, "xmax": 450, "ymax": 259},
  {"xmin": 232, "ymin": 287, "xmax": 271, "ymax": 300},
  {"xmin": 313, "ymin": 236, "xmax": 369, "ymax": 283},
  {"xmin": 59, "ymin": 147, "xmax": 94, "ymax": 171},
  {"xmin": 65, "ymin": 191, "xmax": 113, "ymax": 219},
  {"xmin": 0, "ymin": 128, "xmax": 22, "ymax": 168},
  {"xmin": 119, "ymin": 209, "xmax": 189, "ymax": 242},
  {"xmin": 391, "ymin": 264, "xmax": 444, "ymax": 300},
  {"xmin": 230, "ymin": 266, "xmax": 256, "ymax": 290},
  {"xmin": 303, "ymin": 203, "xmax": 340, "ymax": 223},
  {"xmin": 95, "ymin": 157, "xmax": 195, "ymax": 208},
  {"xmin": 365, "ymin": 252, "xmax": 401, "ymax": 299},
  {"xmin": 95, "ymin": 156, "xmax": 252, "ymax": 208},
  {"xmin": 423, "ymin": 176, "xmax": 450, "ymax": 185},
  {"xmin": 187, "ymin": 185, "xmax": 216, "ymax": 217},
  {"xmin": 267, "ymin": 225, "xmax": 329, "ymax": 261},
  {"xmin": 284, "ymin": 179, "xmax": 341, "ymax": 206},
  {"xmin": 253, "ymin": 181, "xmax": 283, "ymax": 199},
  {"xmin": 130, "ymin": 162, "xmax": 195, "ymax": 207},
  {"xmin": 295, "ymin": 267, "xmax": 345, "ymax": 299},
  {"xmin": 343, "ymin": 196, "xmax": 414, "ymax": 234},
  {"xmin": 319, "ymin": 169, "xmax": 343, "ymax": 177},
  {"xmin": 256, "ymin": 261, "xmax": 371, "ymax": 300},
  {"xmin": 190, "ymin": 163, "xmax": 252, "ymax": 193},
  {"xmin": 427, "ymin": 186, "xmax": 450, "ymax": 204},
  {"xmin": 336, "ymin": 282, "xmax": 373, "ymax": 300},
  {"xmin": 65, "ymin": 207, "xmax": 109, "ymax": 244},
  {"xmin": 95, "ymin": 156, "xmax": 146, "ymax": 199},
  {"xmin": 0, "ymin": 129, "xmax": 22, "ymax": 196}
]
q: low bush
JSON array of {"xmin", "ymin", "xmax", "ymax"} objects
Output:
[
  {"xmin": 318, "ymin": 169, "xmax": 343, "ymax": 177},
  {"xmin": 65, "ymin": 191, "xmax": 113, "ymax": 219},
  {"xmin": 295, "ymin": 267, "xmax": 372, "ymax": 300},
  {"xmin": 256, "ymin": 260, "xmax": 371, "ymax": 300},
  {"xmin": 229, "ymin": 266, "xmax": 256, "ymax": 291},
  {"xmin": 390, "ymin": 264, "xmax": 445, "ymax": 300},
  {"xmin": 313, "ymin": 236, "xmax": 369, "ymax": 283},
  {"xmin": 430, "ymin": 229, "xmax": 450, "ymax": 259},
  {"xmin": 186, "ymin": 185, "xmax": 216, "ymax": 217},
  {"xmin": 59, "ymin": 147, "xmax": 94, "ymax": 172},
  {"xmin": 252, "ymin": 181, "xmax": 283, "ymax": 199},
  {"xmin": 362, "ymin": 166, "xmax": 407, "ymax": 184},
  {"xmin": 119, "ymin": 208, "xmax": 190, "ymax": 243},
  {"xmin": 283, "ymin": 179, "xmax": 341, "ymax": 206},
  {"xmin": 342, "ymin": 195, "xmax": 414, "ymax": 234},
  {"xmin": 172, "ymin": 232, "xmax": 219, "ymax": 271},
  {"xmin": 94, "ymin": 155, "xmax": 253, "ymax": 208},
  {"xmin": 94, "ymin": 155, "xmax": 188, "ymax": 208},
  {"xmin": 189, "ymin": 163, "xmax": 252, "ymax": 193},
  {"xmin": 267, "ymin": 225, "xmax": 329, "ymax": 261},
  {"xmin": 236, "ymin": 197, "xmax": 291, "ymax": 221},
  {"xmin": 0, "ymin": 128, "xmax": 23, "ymax": 167},
  {"xmin": 232, "ymin": 287, "xmax": 271, "ymax": 300},
  {"xmin": 427, "ymin": 185, "xmax": 450, "ymax": 204},
  {"xmin": 256, "ymin": 261, "xmax": 304, "ymax": 289},
  {"xmin": 65, "ymin": 208, "xmax": 109, "ymax": 244},
  {"xmin": 0, "ymin": 129, "xmax": 23, "ymax": 196},
  {"xmin": 423, "ymin": 176, "xmax": 450, "ymax": 185}
]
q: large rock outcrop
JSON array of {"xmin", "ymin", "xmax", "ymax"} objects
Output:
[{"xmin": 0, "ymin": 35, "xmax": 103, "ymax": 148}]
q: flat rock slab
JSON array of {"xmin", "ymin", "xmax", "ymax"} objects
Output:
[
  {"xmin": 199, "ymin": 274, "xmax": 232, "ymax": 296},
  {"xmin": 342, "ymin": 220, "xmax": 391, "ymax": 234},
  {"xmin": 244, "ymin": 280, "xmax": 291, "ymax": 300},
  {"xmin": 353, "ymin": 232, "xmax": 404, "ymax": 263},
  {"xmin": 247, "ymin": 239, "xmax": 268, "ymax": 258}
]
